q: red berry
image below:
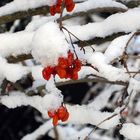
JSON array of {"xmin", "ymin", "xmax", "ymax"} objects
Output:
[
  {"xmin": 55, "ymin": 5, "xmax": 61, "ymax": 13},
  {"xmin": 48, "ymin": 111, "xmax": 55, "ymax": 118},
  {"xmin": 57, "ymin": 106, "xmax": 67, "ymax": 120},
  {"xmin": 42, "ymin": 67, "xmax": 53, "ymax": 80},
  {"xmin": 52, "ymin": 114, "xmax": 59, "ymax": 126},
  {"xmin": 66, "ymin": 3, "xmax": 75, "ymax": 12},
  {"xmin": 74, "ymin": 59, "xmax": 81, "ymax": 71},
  {"xmin": 57, "ymin": 0, "xmax": 63, "ymax": 6},
  {"xmin": 55, "ymin": 66, "xmax": 67, "ymax": 78},
  {"xmin": 71, "ymin": 70, "xmax": 78, "ymax": 80},
  {"xmin": 61, "ymin": 111, "xmax": 69, "ymax": 122},
  {"xmin": 68, "ymin": 51, "xmax": 74, "ymax": 65},
  {"xmin": 64, "ymin": 0, "xmax": 73, "ymax": 6},
  {"xmin": 50, "ymin": 6, "xmax": 56, "ymax": 15},
  {"xmin": 58, "ymin": 57, "xmax": 68, "ymax": 68},
  {"xmin": 121, "ymin": 111, "xmax": 128, "ymax": 117}
]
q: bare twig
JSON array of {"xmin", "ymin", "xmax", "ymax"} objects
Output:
[{"xmin": 84, "ymin": 113, "xmax": 118, "ymax": 140}]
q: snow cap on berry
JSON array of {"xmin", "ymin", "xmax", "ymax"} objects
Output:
[
  {"xmin": 43, "ymin": 91, "xmax": 63, "ymax": 111},
  {"xmin": 31, "ymin": 22, "xmax": 69, "ymax": 67}
]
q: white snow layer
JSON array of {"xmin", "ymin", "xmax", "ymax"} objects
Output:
[
  {"xmin": 0, "ymin": 57, "xmax": 29, "ymax": 82},
  {"xmin": 0, "ymin": 9, "xmax": 140, "ymax": 60},
  {"xmin": 1, "ymin": 91, "xmax": 63, "ymax": 117},
  {"xmin": 0, "ymin": 0, "xmax": 127, "ymax": 17},
  {"xmin": 31, "ymin": 22, "xmax": 69, "ymax": 66},
  {"xmin": 68, "ymin": 0, "xmax": 127, "ymax": 14},
  {"xmin": 0, "ymin": 92, "xmax": 120, "ymax": 129},
  {"xmin": 65, "ymin": 8, "xmax": 140, "ymax": 41},
  {"xmin": 0, "ymin": 0, "xmax": 56, "ymax": 16},
  {"xmin": 0, "ymin": 31, "xmax": 33, "ymax": 57},
  {"xmin": 120, "ymin": 123, "xmax": 140, "ymax": 140},
  {"xmin": 105, "ymin": 33, "xmax": 134, "ymax": 63}
]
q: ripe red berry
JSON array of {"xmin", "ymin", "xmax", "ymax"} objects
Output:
[
  {"xmin": 55, "ymin": 66, "xmax": 67, "ymax": 78},
  {"xmin": 74, "ymin": 59, "xmax": 81, "ymax": 71},
  {"xmin": 66, "ymin": 3, "xmax": 75, "ymax": 12},
  {"xmin": 53, "ymin": 114, "xmax": 59, "ymax": 126},
  {"xmin": 55, "ymin": 5, "xmax": 61, "ymax": 13},
  {"xmin": 48, "ymin": 111, "xmax": 55, "ymax": 118},
  {"xmin": 71, "ymin": 70, "xmax": 78, "ymax": 80},
  {"xmin": 57, "ymin": 106, "xmax": 67, "ymax": 120},
  {"xmin": 68, "ymin": 51, "xmax": 74, "ymax": 65},
  {"xmin": 58, "ymin": 57, "xmax": 68, "ymax": 68},
  {"xmin": 64, "ymin": 0, "xmax": 73, "ymax": 6},
  {"xmin": 61, "ymin": 111, "xmax": 69, "ymax": 122},
  {"xmin": 50, "ymin": 6, "xmax": 56, "ymax": 16},
  {"xmin": 42, "ymin": 67, "xmax": 53, "ymax": 80},
  {"xmin": 57, "ymin": 0, "xmax": 63, "ymax": 6},
  {"xmin": 50, "ymin": 0, "xmax": 75, "ymax": 16}
]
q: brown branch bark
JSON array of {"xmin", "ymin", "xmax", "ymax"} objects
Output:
[
  {"xmin": 6, "ymin": 32, "xmax": 128, "ymax": 64},
  {"xmin": 7, "ymin": 54, "xmax": 33, "ymax": 63},
  {"xmin": 57, "ymin": 7, "xmax": 127, "ymax": 23},
  {"xmin": 117, "ymin": 0, "xmax": 140, "ymax": 8},
  {"xmin": 0, "ymin": 6, "xmax": 50, "ymax": 25},
  {"xmin": 0, "ymin": 5, "xmax": 127, "ymax": 25},
  {"xmin": 35, "ymin": 78, "xmax": 127, "ymax": 95},
  {"xmin": 56, "ymin": 77, "xmax": 127, "ymax": 87}
]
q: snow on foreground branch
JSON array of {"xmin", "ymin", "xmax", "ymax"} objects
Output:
[
  {"xmin": 120, "ymin": 123, "xmax": 140, "ymax": 140},
  {"xmin": 21, "ymin": 122, "xmax": 114, "ymax": 140},
  {"xmin": 0, "ymin": 0, "xmax": 127, "ymax": 18},
  {"xmin": 0, "ymin": 8, "xmax": 139, "ymax": 58},
  {"xmin": 0, "ymin": 91, "xmax": 120, "ymax": 129},
  {"xmin": 0, "ymin": 0, "xmax": 140, "ymax": 139},
  {"xmin": 0, "ymin": 9, "xmax": 140, "ymax": 82}
]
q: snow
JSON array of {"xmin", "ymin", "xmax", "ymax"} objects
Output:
[
  {"xmin": 105, "ymin": 33, "xmax": 134, "ymax": 63},
  {"xmin": 1, "ymin": 91, "xmax": 63, "ymax": 118},
  {"xmin": 0, "ymin": 9, "xmax": 140, "ymax": 62},
  {"xmin": 120, "ymin": 123, "xmax": 140, "ymax": 140},
  {"xmin": 88, "ymin": 85, "xmax": 123, "ymax": 110},
  {"xmin": 31, "ymin": 22, "xmax": 69, "ymax": 66},
  {"xmin": 64, "ymin": 8, "xmax": 140, "ymax": 42},
  {"xmin": 0, "ymin": 0, "xmax": 127, "ymax": 18},
  {"xmin": 0, "ymin": 0, "xmax": 56, "ymax": 16},
  {"xmin": 22, "ymin": 121, "xmax": 53, "ymax": 140},
  {"xmin": 0, "ymin": 91, "xmax": 120, "ymax": 129},
  {"xmin": 0, "ymin": 31, "xmax": 33, "ymax": 57},
  {"xmin": 0, "ymin": 57, "xmax": 29, "ymax": 82},
  {"xmin": 85, "ymin": 52, "xmax": 129, "ymax": 82},
  {"xmin": 0, "ymin": 0, "xmax": 140, "ymax": 139},
  {"xmin": 128, "ymin": 78, "xmax": 140, "ymax": 93},
  {"xmin": 25, "ymin": 0, "xmax": 127, "ymax": 31},
  {"xmin": 22, "ymin": 123, "xmax": 113, "ymax": 140},
  {"xmin": 67, "ymin": 105, "xmax": 120, "ymax": 129},
  {"xmin": 68, "ymin": 0, "xmax": 127, "ymax": 15}
]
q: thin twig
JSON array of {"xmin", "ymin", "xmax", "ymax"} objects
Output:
[{"xmin": 84, "ymin": 113, "xmax": 118, "ymax": 140}]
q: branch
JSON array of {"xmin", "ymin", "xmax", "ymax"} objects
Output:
[
  {"xmin": 7, "ymin": 54, "xmax": 33, "ymax": 63},
  {"xmin": 6, "ymin": 32, "xmax": 127, "ymax": 64},
  {"xmin": 117, "ymin": 0, "xmax": 140, "ymax": 8},
  {"xmin": 76, "ymin": 32, "xmax": 126, "ymax": 46},
  {"xmin": 56, "ymin": 78, "xmax": 127, "ymax": 86},
  {"xmin": 34, "ymin": 77, "xmax": 127, "ymax": 96},
  {"xmin": 57, "ymin": 7, "xmax": 127, "ymax": 23},
  {"xmin": 0, "ymin": 6, "xmax": 127, "ymax": 25},
  {"xmin": 0, "ymin": 5, "xmax": 50, "ymax": 25}
]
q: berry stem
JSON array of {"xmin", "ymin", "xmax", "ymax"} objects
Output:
[
  {"xmin": 68, "ymin": 31, "xmax": 78, "ymax": 59},
  {"xmin": 59, "ymin": 0, "xmax": 65, "ymax": 30}
]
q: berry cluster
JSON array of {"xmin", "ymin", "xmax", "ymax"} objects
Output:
[
  {"xmin": 50, "ymin": 0, "xmax": 75, "ymax": 15},
  {"xmin": 48, "ymin": 105, "xmax": 69, "ymax": 126},
  {"xmin": 42, "ymin": 51, "xmax": 81, "ymax": 80}
]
